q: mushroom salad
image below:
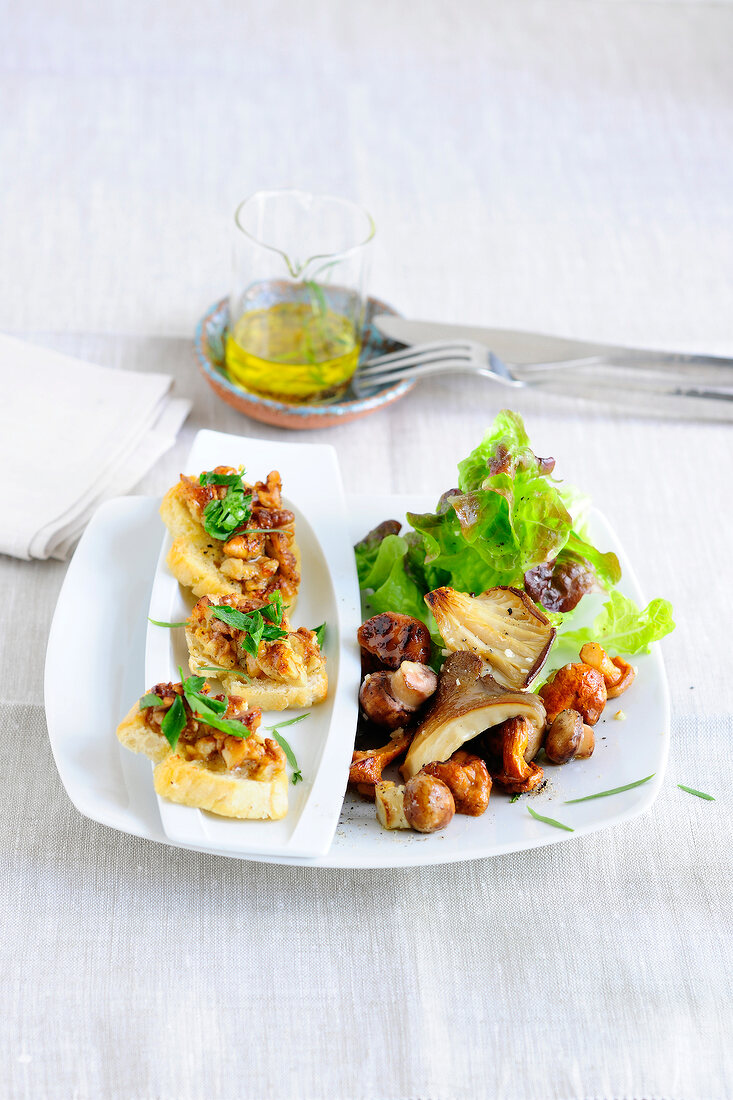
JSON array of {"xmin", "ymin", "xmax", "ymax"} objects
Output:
[{"xmin": 351, "ymin": 410, "xmax": 675, "ymax": 836}]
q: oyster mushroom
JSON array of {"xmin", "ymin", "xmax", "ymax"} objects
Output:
[
  {"xmin": 402, "ymin": 651, "xmax": 546, "ymax": 778},
  {"xmin": 425, "ymin": 586, "xmax": 556, "ymax": 690}
]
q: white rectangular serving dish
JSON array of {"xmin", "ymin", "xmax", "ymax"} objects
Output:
[
  {"xmin": 45, "ymin": 484, "xmax": 670, "ymax": 867},
  {"xmin": 144, "ymin": 430, "xmax": 362, "ymax": 859}
]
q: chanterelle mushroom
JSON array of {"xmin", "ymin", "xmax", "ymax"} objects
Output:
[
  {"xmin": 425, "ymin": 586, "xmax": 556, "ymax": 690},
  {"xmin": 402, "ymin": 651, "xmax": 546, "ymax": 778}
]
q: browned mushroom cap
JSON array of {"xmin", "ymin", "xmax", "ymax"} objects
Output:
[
  {"xmin": 425, "ymin": 586, "xmax": 556, "ymax": 690},
  {"xmin": 402, "ymin": 651, "xmax": 546, "ymax": 778},
  {"xmin": 606, "ymin": 657, "xmax": 635, "ymax": 699},
  {"xmin": 403, "ymin": 773, "xmax": 455, "ymax": 832},
  {"xmin": 544, "ymin": 709, "xmax": 584, "ymax": 764},
  {"xmin": 358, "ymin": 612, "xmax": 432, "ymax": 670},
  {"xmin": 359, "ymin": 662, "xmax": 438, "ymax": 730}
]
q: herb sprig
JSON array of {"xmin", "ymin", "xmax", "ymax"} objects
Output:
[
  {"xmin": 148, "ymin": 617, "xmax": 188, "ymax": 628},
  {"xmin": 209, "ymin": 593, "xmax": 288, "ymax": 658},
  {"xmin": 312, "ymin": 623, "xmax": 326, "ymax": 648},
  {"xmin": 527, "ymin": 805, "xmax": 574, "ymax": 832},
  {"xmin": 677, "ymin": 784, "xmax": 715, "ymax": 801},
  {"xmin": 564, "ymin": 774, "xmax": 655, "ymax": 804},
  {"xmin": 266, "ymin": 713, "xmax": 309, "ymax": 785},
  {"xmin": 139, "ymin": 692, "xmax": 165, "ymax": 708},
  {"xmin": 199, "ymin": 468, "xmax": 252, "ymax": 542},
  {"xmin": 138, "ymin": 671, "xmax": 256, "ymax": 751}
]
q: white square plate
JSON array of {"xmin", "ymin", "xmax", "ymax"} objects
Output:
[{"xmin": 44, "ymin": 453, "xmax": 670, "ymax": 867}]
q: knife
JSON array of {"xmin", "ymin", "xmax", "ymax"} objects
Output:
[
  {"xmin": 373, "ymin": 315, "xmax": 633, "ymax": 366},
  {"xmin": 372, "ymin": 314, "xmax": 733, "ymax": 420}
]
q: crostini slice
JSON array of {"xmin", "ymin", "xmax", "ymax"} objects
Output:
[
  {"xmin": 160, "ymin": 466, "xmax": 300, "ymax": 611},
  {"xmin": 185, "ymin": 592, "xmax": 328, "ymax": 711},
  {"xmin": 116, "ymin": 680, "xmax": 288, "ymax": 820}
]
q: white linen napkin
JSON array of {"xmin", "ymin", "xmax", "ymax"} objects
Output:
[{"xmin": 1, "ymin": 334, "xmax": 191, "ymax": 560}]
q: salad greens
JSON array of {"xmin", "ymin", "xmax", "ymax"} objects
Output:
[{"xmin": 355, "ymin": 410, "xmax": 674, "ymax": 657}]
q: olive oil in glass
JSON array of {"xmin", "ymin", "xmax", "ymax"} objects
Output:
[{"xmin": 225, "ymin": 291, "xmax": 360, "ymax": 402}]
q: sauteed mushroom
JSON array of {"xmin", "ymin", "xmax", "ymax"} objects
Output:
[
  {"xmin": 402, "ymin": 651, "xmax": 546, "ymax": 778},
  {"xmin": 579, "ymin": 643, "xmax": 636, "ymax": 699},
  {"xmin": 422, "ymin": 751, "xmax": 492, "ymax": 816},
  {"xmin": 492, "ymin": 716, "xmax": 545, "ymax": 793},
  {"xmin": 425, "ymin": 586, "xmax": 555, "ymax": 690},
  {"xmin": 359, "ymin": 662, "xmax": 438, "ymax": 730},
  {"xmin": 403, "ymin": 774, "xmax": 455, "ymax": 832},
  {"xmin": 544, "ymin": 709, "xmax": 583, "ymax": 764},
  {"xmin": 358, "ymin": 612, "xmax": 432, "ymax": 670},
  {"xmin": 539, "ymin": 662, "xmax": 607, "ymax": 726}
]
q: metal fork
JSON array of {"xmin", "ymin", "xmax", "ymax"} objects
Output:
[{"xmin": 354, "ymin": 339, "xmax": 733, "ymax": 419}]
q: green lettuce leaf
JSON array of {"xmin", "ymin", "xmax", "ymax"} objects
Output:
[
  {"xmin": 457, "ymin": 409, "xmax": 532, "ymax": 491},
  {"xmin": 357, "ymin": 533, "xmax": 429, "ymax": 625},
  {"xmin": 561, "ymin": 591, "xmax": 675, "ymax": 655}
]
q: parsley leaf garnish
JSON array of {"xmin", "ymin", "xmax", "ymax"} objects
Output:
[
  {"xmin": 139, "ymin": 692, "xmax": 164, "ymax": 708},
  {"xmin": 199, "ymin": 468, "xmax": 253, "ymax": 541},
  {"xmin": 161, "ymin": 694, "xmax": 187, "ymax": 750},
  {"xmin": 148, "ymin": 617, "xmax": 188, "ymax": 628},
  {"xmin": 312, "ymin": 623, "xmax": 326, "ymax": 647},
  {"xmin": 199, "ymin": 470, "xmax": 244, "ymax": 488},
  {"xmin": 209, "ymin": 597, "xmax": 288, "ymax": 658},
  {"xmin": 176, "ymin": 666, "xmax": 254, "ymax": 740},
  {"xmin": 262, "ymin": 590, "xmax": 284, "ymax": 625}
]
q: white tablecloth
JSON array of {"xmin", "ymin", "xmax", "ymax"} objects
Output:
[{"xmin": 3, "ymin": 2, "xmax": 732, "ymax": 1098}]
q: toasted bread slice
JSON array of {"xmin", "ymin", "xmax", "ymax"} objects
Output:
[
  {"xmin": 153, "ymin": 752, "xmax": 288, "ymax": 820},
  {"xmin": 115, "ymin": 682, "xmax": 288, "ymax": 820},
  {"xmin": 116, "ymin": 700, "xmax": 172, "ymax": 763},
  {"xmin": 160, "ymin": 474, "xmax": 300, "ymax": 611},
  {"xmin": 185, "ymin": 595, "xmax": 328, "ymax": 712}
]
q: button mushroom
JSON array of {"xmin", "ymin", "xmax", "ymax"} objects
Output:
[
  {"xmin": 421, "ymin": 750, "xmax": 491, "ymax": 816},
  {"xmin": 403, "ymin": 773, "xmax": 455, "ymax": 832},
  {"xmin": 402, "ymin": 651, "xmax": 546, "ymax": 779},
  {"xmin": 544, "ymin": 709, "xmax": 583, "ymax": 764},
  {"xmin": 425, "ymin": 586, "xmax": 556, "ymax": 690},
  {"xmin": 359, "ymin": 661, "xmax": 438, "ymax": 730},
  {"xmin": 357, "ymin": 612, "xmax": 432, "ymax": 670},
  {"xmin": 577, "ymin": 723, "xmax": 595, "ymax": 759}
]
